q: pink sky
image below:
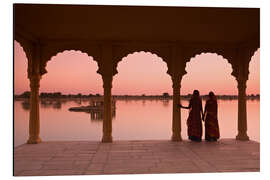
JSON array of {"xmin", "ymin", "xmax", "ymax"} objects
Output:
[{"xmin": 14, "ymin": 41, "xmax": 260, "ymax": 95}]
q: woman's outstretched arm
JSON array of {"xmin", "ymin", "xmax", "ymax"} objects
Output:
[
  {"xmin": 178, "ymin": 99, "xmax": 192, "ymax": 109},
  {"xmin": 178, "ymin": 104, "xmax": 189, "ymax": 109}
]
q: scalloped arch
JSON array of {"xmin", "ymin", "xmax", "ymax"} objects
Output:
[
  {"xmin": 248, "ymin": 47, "xmax": 260, "ymax": 64},
  {"xmin": 113, "ymin": 48, "xmax": 171, "ymax": 76},
  {"xmin": 41, "ymin": 46, "xmax": 101, "ymax": 76},
  {"xmin": 184, "ymin": 49, "xmax": 237, "ymax": 79},
  {"xmin": 182, "ymin": 52, "xmax": 238, "ymax": 95},
  {"xmin": 247, "ymin": 48, "xmax": 260, "ymax": 80},
  {"xmin": 47, "ymin": 49, "xmax": 97, "ymax": 62}
]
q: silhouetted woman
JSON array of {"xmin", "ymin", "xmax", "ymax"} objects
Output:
[
  {"xmin": 203, "ymin": 91, "xmax": 220, "ymax": 141},
  {"xmin": 179, "ymin": 90, "xmax": 203, "ymax": 142}
]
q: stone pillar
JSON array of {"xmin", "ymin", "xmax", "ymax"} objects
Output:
[
  {"xmin": 171, "ymin": 75, "xmax": 182, "ymax": 141},
  {"xmin": 236, "ymin": 78, "xmax": 249, "ymax": 141},
  {"xmin": 102, "ymin": 74, "xmax": 113, "ymax": 142},
  {"xmin": 27, "ymin": 73, "xmax": 42, "ymax": 144},
  {"xmin": 233, "ymin": 48, "xmax": 250, "ymax": 141}
]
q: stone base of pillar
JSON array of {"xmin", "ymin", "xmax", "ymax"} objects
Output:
[
  {"xmin": 236, "ymin": 133, "xmax": 249, "ymax": 141},
  {"xmin": 27, "ymin": 136, "xmax": 42, "ymax": 144},
  {"xmin": 102, "ymin": 135, "xmax": 113, "ymax": 143},
  {"xmin": 171, "ymin": 133, "xmax": 182, "ymax": 141}
]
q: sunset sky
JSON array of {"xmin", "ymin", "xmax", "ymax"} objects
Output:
[{"xmin": 14, "ymin": 41, "xmax": 260, "ymax": 96}]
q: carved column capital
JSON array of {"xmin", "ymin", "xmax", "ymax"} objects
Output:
[
  {"xmin": 237, "ymin": 78, "xmax": 247, "ymax": 90},
  {"xmin": 102, "ymin": 74, "xmax": 113, "ymax": 90},
  {"xmin": 171, "ymin": 74, "xmax": 183, "ymax": 89}
]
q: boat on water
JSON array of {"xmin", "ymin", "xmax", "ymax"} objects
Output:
[{"xmin": 68, "ymin": 99, "xmax": 116, "ymax": 113}]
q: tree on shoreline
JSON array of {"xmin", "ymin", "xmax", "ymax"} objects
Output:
[{"xmin": 162, "ymin": 92, "xmax": 170, "ymax": 98}]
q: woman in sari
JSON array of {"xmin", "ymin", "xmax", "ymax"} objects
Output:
[
  {"xmin": 179, "ymin": 90, "xmax": 203, "ymax": 142},
  {"xmin": 203, "ymin": 91, "xmax": 220, "ymax": 141}
]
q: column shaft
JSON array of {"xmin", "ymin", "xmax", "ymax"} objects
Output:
[
  {"xmin": 171, "ymin": 77, "xmax": 182, "ymax": 141},
  {"xmin": 102, "ymin": 75, "xmax": 113, "ymax": 142},
  {"xmin": 236, "ymin": 80, "xmax": 249, "ymax": 140},
  {"xmin": 27, "ymin": 74, "xmax": 42, "ymax": 144}
]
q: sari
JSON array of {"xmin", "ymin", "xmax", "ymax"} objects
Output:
[
  {"xmin": 186, "ymin": 97, "xmax": 203, "ymax": 141},
  {"xmin": 204, "ymin": 98, "xmax": 220, "ymax": 141}
]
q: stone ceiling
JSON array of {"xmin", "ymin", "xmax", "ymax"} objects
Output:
[{"xmin": 14, "ymin": 4, "xmax": 259, "ymax": 45}]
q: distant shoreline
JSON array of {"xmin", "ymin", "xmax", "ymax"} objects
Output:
[
  {"xmin": 14, "ymin": 95, "xmax": 260, "ymax": 101},
  {"xmin": 14, "ymin": 91, "xmax": 260, "ymax": 100}
]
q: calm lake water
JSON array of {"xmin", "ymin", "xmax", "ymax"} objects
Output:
[{"xmin": 14, "ymin": 99, "xmax": 260, "ymax": 147}]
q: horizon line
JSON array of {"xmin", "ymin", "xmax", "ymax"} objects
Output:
[{"xmin": 14, "ymin": 92, "xmax": 260, "ymax": 96}]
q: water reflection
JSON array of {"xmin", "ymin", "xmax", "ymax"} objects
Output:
[
  {"xmin": 117, "ymin": 98, "xmax": 172, "ymax": 107},
  {"xmin": 19, "ymin": 98, "xmax": 260, "ymax": 112},
  {"xmin": 142, "ymin": 99, "xmax": 146, "ymax": 106},
  {"xmin": 20, "ymin": 98, "xmax": 118, "ymax": 120},
  {"xmin": 68, "ymin": 98, "xmax": 116, "ymax": 121},
  {"xmin": 21, "ymin": 100, "xmax": 30, "ymax": 111},
  {"xmin": 14, "ymin": 99, "xmax": 259, "ymax": 147},
  {"xmin": 90, "ymin": 111, "xmax": 103, "ymax": 121},
  {"xmin": 20, "ymin": 98, "xmax": 91, "ymax": 110},
  {"xmin": 162, "ymin": 99, "xmax": 169, "ymax": 107},
  {"xmin": 89, "ymin": 110, "xmax": 116, "ymax": 121},
  {"xmin": 40, "ymin": 99, "xmax": 62, "ymax": 109}
]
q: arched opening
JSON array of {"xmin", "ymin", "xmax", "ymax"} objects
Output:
[
  {"xmin": 14, "ymin": 47, "xmax": 104, "ymax": 146},
  {"xmin": 112, "ymin": 51, "xmax": 172, "ymax": 140},
  {"xmin": 41, "ymin": 50, "xmax": 102, "ymax": 95},
  {"xmin": 181, "ymin": 53, "xmax": 238, "ymax": 140},
  {"xmin": 40, "ymin": 50, "xmax": 103, "ymax": 142},
  {"xmin": 246, "ymin": 48, "xmax": 260, "ymax": 141}
]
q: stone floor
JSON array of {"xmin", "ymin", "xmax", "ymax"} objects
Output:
[{"xmin": 14, "ymin": 139, "xmax": 260, "ymax": 176}]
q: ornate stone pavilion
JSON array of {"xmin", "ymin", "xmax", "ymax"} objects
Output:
[{"xmin": 14, "ymin": 4, "xmax": 259, "ymax": 143}]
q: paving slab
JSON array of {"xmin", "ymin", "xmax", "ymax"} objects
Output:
[{"xmin": 14, "ymin": 139, "xmax": 260, "ymax": 176}]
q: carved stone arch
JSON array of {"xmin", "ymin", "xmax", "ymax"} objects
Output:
[
  {"xmin": 236, "ymin": 46, "xmax": 260, "ymax": 83},
  {"xmin": 14, "ymin": 36, "xmax": 42, "ymax": 78},
  {"xmin": 247, "ymin": 46, "xmax": 260, "ymax": 64},
  {"xmin": 169, "ymin": 46, "xmax": 187, "ymax": 78},
  {"xmin": 247, "ymin": 46, "xmax": 260, "ymax": 78},
  {"xmin": 183, "ymin": 47, "xmax": 237, "ymax": 80},
  {"xmin": 41, "ymin": 43, "xmax": 101, "ymax": 76},
  {"xmin": 14, "ymin": 38, "xmax": 33, "ymax": 63},
  {"xmin": 112, "ymin": 45, "xmax": 171, "ymax": 76}
]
